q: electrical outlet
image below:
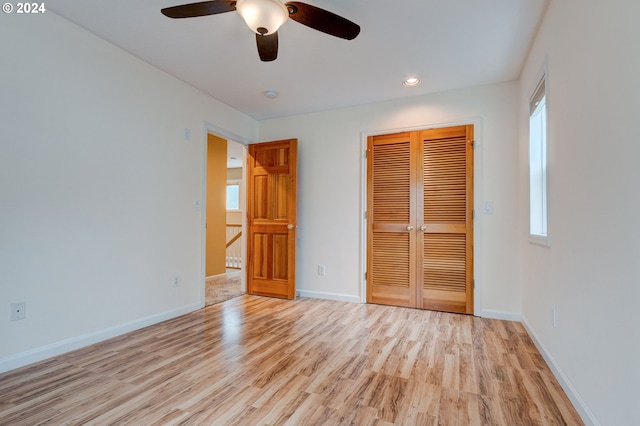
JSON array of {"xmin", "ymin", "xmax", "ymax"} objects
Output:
[
  {"xmin": 318, "ymin": 265, "xmax": 326, "ymax": 276},
  {"xmin": 10, "ymin": 302, "xmax": 25, "ymax": 321},
  {"xmin": 173, "ymin": 276, "xmax": 180, "ymax": 287}
]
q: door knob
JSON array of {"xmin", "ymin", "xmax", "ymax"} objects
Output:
[
  {"xmin": 406, "ymin": 226, "xmax": 414, "ymax": 231},
  {"xmin": 287, "ymin": 224, "xmax": 296, "ymax": 230},
  {"xmin": 420, "ymin": 225, "xmax": 427, "ymax": 231}
]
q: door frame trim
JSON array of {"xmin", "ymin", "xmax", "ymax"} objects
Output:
[{"xmin": 359, "ymin": 118, "xmax": 484, "ymax": 315}]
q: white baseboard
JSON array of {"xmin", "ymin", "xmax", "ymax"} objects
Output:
[
  {"xmin": 521, "ymin": 315, "xmax": 600, "ymax": 426},
  {"xmin": 0, "ymin": 302, "xmax": 202, "ymax": 374},
  {"xmin": 479, "ymin": 309, "xmax": 522, "ymax": 321},
  {"xmin": 296, "ymin": 290, "xmax": 360, "ymax": 303}
]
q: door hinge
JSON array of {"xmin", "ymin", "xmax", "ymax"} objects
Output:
[
  {"xmin": 473, "ymin": 279, "xmax": 476, "ymax": 289},
  {"xmin": 364, "ymin": 272, "xmax": 367, "ymax": 280},
  {"xmin": 364, "ymin": 210, "xmax": 368, "ymax": 219}
]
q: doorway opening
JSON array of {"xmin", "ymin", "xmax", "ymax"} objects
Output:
[{"xmin": 204, "ymin": 133, "xmax": 247, "ymax": 305}]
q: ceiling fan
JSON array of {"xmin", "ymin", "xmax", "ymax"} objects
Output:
[{"xmin": 161, "ymin": 0, "xmax": 360, "ymax": 62}]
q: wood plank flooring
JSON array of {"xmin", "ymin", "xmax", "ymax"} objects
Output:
[{"xmin": 0, "ymin": 296, "xmax": 583, "ymax": 425}]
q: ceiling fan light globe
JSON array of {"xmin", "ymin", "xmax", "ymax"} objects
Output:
[{"xmin": 236, "ymin": 0, "xmax": 289, "ymax": 35}]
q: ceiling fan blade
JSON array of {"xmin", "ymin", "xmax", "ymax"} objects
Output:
[
  {"xmin": 285, "ymin": 2, "xmax": 360, "ymax": 40},
  {"xmin": 256, "ymin": 31, "xmax": 279, "ymax": 62},
  {"xmin": 161, "ymin": 1, "xmax": 236, "ymax": 19}
]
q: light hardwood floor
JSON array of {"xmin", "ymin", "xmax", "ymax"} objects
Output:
[{"xmin": 0, "ymin": 296, "xmax": 583, "ymax": 425}]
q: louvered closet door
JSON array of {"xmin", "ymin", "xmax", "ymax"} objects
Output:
[
  {"xmin": 367, "ymin": 125, "xmax": 474, "ymax": 314},
  {"xmin": 419, "ymin": 126, "xmax": 474, "ymax": 314},
  {"xmin": 367, "ymin": 132, "xmax": 418, "ymax": 307}
]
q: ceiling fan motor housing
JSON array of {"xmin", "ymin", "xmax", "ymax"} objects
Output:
[{"xmin": 236, "ymin": 0, "xmax": 289, "ymax": 35}]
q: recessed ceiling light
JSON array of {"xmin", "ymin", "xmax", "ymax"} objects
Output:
[
  {"xmin": 403, "ymin": 77, "xmax": 421, "ymax": 87},
  {"xmin": 264, "ymin": 90, "xmax": 278, "ymax": 99}
]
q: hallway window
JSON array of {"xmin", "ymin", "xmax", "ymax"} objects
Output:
[
  {"xmin": 226, "ymin": 183, "xmax": 240, "ymax": 211},
  {"xmin": 529, "ymin": 72, "xmax": 549, "ymax": 246}
]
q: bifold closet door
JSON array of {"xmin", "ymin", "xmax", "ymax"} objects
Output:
[
  {"xmin": 419, "ymin": 126, "xmax": 474, "ymax": 314},
  {"xmin": 367, "ymin": 125, "xmax": 474, "ymax": 314},
  {"xmin": 366, "ymin": 132, "xmax": 418, "ymax": 307}
]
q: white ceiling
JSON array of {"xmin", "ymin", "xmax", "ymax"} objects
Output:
[{"xmin": 48, "ymin": 0, "xmax": 548, "ymax": 121}]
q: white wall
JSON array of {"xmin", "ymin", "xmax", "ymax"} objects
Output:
[
  {"xmin": 518, "ymin": 0, "xmax": 640, "ymax": 424},
  {"xmin": 259, "ymin": 82, "xmax": 521, "ymax": 316},
  {"xmin": 0, "ymin": 12, "xmax": 257, "ymax": 369}
]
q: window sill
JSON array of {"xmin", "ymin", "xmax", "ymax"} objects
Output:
[{"xmin": 529, "ymin": 234, "xmax": 550, "ymax": 247}]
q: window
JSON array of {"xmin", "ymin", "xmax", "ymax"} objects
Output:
[
  {"xmin": 529, "ymin": 73, "xmax": 549, "ymax": 245},
  {"xmin": 226, "ymin": 183, "xmax": 240, "ymax": 211}
]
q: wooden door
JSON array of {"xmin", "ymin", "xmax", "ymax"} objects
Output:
[
  {"xmin": 367, "ymin": 125, "xmax": 474, "ymax": 314},
  {"xmin": 419, "ymin": 126, "xmax": 474, "ymax": 314},
  {"xmin": 366, "ymin": 132, "xmax": 418, "ymax": 307},
  {"xmin": 246, "ymin": 139, "xmax": 297, "ymax": 299}
]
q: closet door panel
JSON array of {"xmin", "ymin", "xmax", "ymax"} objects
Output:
[
  {"xmin": 420, "ymin": 126, "xmax": 473, "ymax": 314},
  {"xmin": 367, "ymin": 133, "xmax": 418, "ymax": 307}
]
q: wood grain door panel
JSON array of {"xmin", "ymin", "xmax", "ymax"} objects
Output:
[
  {"xmin": 367, "ymin": 125, "xmax": 473, "ymax": 314},
  {"xmin": 247, "ymin": 139, "xmax": 297, "ymax": 299},
  {"xmin": 367, "ymin": 133, "xmax": 417, "ymax": 308},
  {"xmin": 370, "ymin": 232, "xmax": 413, "ymax": 307},
  {"xmin": 419, "ymin": 126, "xmax": 474, "ymax": 314},
  {"xmin": 422, "ymin": 233, "xmax": 468, "ymax": 312}
]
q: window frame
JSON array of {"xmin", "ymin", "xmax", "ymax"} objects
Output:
[{"xmin": 528, "ymin": 63, "xmax": 550, "ymax": 247}]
